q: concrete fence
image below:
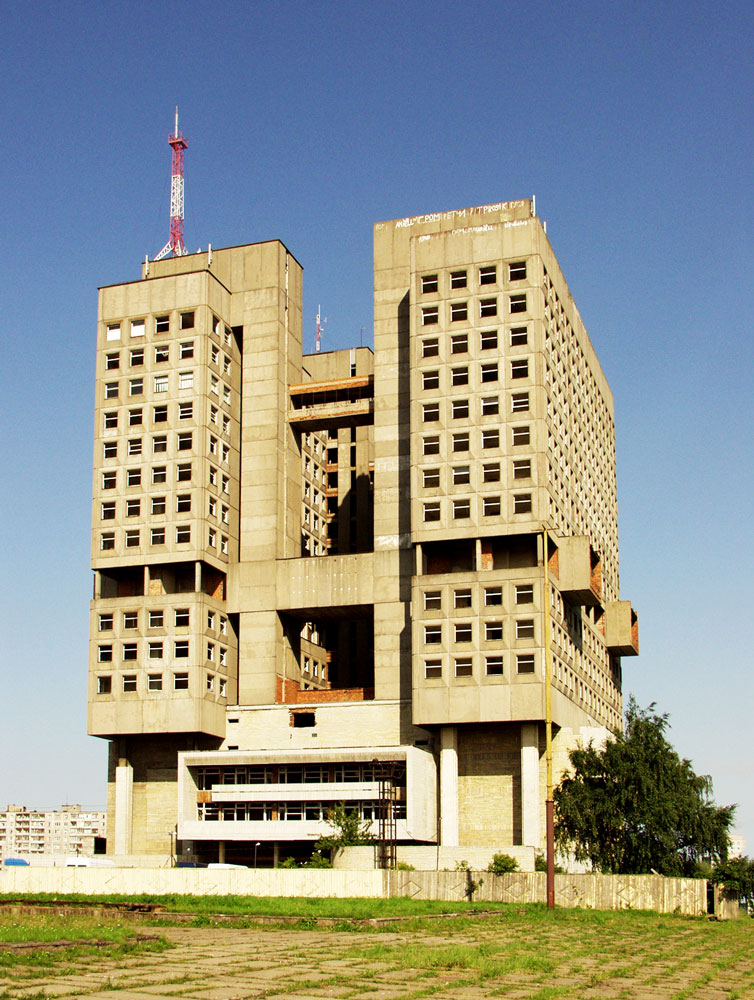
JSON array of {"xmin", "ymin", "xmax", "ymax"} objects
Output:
[{"xmin": 0, "ymin": 865, "xmax": 707, "ymax": 915}]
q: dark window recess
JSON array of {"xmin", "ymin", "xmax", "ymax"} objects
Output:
[{"xmin": 291, "ymin": 711, "xmax": 316, "ymax": 728}]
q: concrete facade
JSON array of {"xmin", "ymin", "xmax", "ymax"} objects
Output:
[
  {"xmin": 0, "ymin": 805, "xmax": 106, "ymax": 861},
  {"xmin": 88, "ymin": 201, "xmax": 637, "ymax": 866}
]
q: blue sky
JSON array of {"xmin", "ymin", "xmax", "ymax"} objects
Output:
[{"xmin": 1, "ymin": 0, "xmax": 752, "ymax": 849}]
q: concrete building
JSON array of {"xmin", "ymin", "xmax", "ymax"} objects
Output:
[
  {"xmin": 0, "ymin": 804, "xmax": 106, "ymax": 860},
  {"xmin": 88, "ymin": 198, "xmax": 637, "ymax": 865}
]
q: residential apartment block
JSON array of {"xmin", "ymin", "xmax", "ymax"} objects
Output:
[
  {"xmin": 0, "ymin": 805, "xmax": 106, "ymax": 860},
  {"xmin": 88, "ymin": 198, "xmax": 638, "ymax": 865}
]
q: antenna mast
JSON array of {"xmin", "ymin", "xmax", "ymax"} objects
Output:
[
  {"xmin": 154, "ymin": 108, "xmax": 188, "ymax": 260},
  {"xmin": 315, "ymin": 305, "xmax": 322, "ymax": 353}
]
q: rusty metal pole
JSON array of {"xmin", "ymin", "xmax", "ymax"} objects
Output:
[{"xmin": 543, "ymin": 528, "xmax": 555, "ymax": 908}]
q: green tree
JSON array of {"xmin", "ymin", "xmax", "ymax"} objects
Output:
[
  {"xmin": 710, "ymin": 856, "xmax": 754, "ymax": 907},
  {"xmin": 314, "ymin": 803, "xmax": 373, "ymax": 855},
  {"xmin": 554, "ymin": 699, "xmax": 734, "ymax": 876}
]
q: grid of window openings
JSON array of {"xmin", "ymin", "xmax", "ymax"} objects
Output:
[
  {"xmin": 300, "ymin": 431, "xmax": 331, "ymax": 556},
  {"xmin": 96, "ymin": 310, "xmax": 238, "ymax": 560},
  {"xmin": 94, "ymin": 605, "xmax": 233, "ymax": 703},
  {"xmin": 414, "ymin": 258, "xmax": 536, "ymax": 528}
]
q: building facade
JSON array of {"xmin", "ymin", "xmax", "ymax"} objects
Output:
[
  {"xmin": 88, "ymin": 199, "xmax": 637, "ymax": 864},
  {"xmin": 0, "ymin": 805, "xmax": 106, "ymax": 860}
]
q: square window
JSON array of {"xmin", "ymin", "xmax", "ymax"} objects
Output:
[
  {"xmin": 512, "ymin": 425, "xmax": 530, "ymax": 446},
  {"xmin": 177, "ymin": 432, "xmax": 192, "ymax": 450},
  {"xmin": 97, "ymin": 675, "xmax": 112, "ymax": 694},
  {"xmin": 175, "ymin": 608, "xmax": 190, "ymax": 627},
  {"xmin": 422, "ymin": 468, "xmax": 440, "ymax": 488},
  {"xmin": 422, "ymin": 370, "xmax": 439, "ymax": 390},
  {"xmin": 510, "ymin": 326, "xmax": 528, "ymax": 346},
  {"xmin": 424, "ymin": 624, "xmax": 442, "ymax": 644},
  {"xmin": 207, "ymin": 642, "xmax": 215, "ymax": 660},
  {"xmin": 209, "ymin": 466, "xmax": 217, "ymax": 486},
  {"xmin": 100, "ymin": 532, "xmax": 115, "ymax": 550},
  {"xmin": 176, "ymin": 494, "xmax": 191, "ymax": 513},
  {"xmin": 176, "ymin": 525, "xmax": 191, "ymax": 543},
  {"xmin": 180, "ymin": 311, "xmax": 194, "ymax": 330},
  {"xmin": 223, "ymin": 356, "xmax": 231, "ymax": 375},
  {"xmin": 179, "ymin": 402, "xmax": 193, "ymax": 419},
  {"xmin": 122, "ymin": 642, "xmax": 137, "ymax": 660},
  {"xmin": 174, "ymin": 640, "xmax": 189, "ymax": 657},
  {"xmin": 126, "ymin": 499, "xmax": 140, "ymax": 517},
  {"xmin": 130, "ymin": 348, "xmax": 144, "ymax": 365},
  {"xmin": 122, "ymin": 675, "xmax": 137, "ymax": 693},
  {"xmin": 455, "ymin": 658, "xmax": 473, "ymax": 677},
  {"xmin": 485, "ymin": 621, "xmax": 503, "ymax": 641},
  {"xmin": 509, "ymin": 294, "xmax": 527, "ymax": 313},
  {"xmin": 451, "ymin": 366, "xmax": 468, "ymax": 386},
  {"xmin": 481, "ymin": 396, "xmax": 499, "ymax": 416},
  {"xmin": 516, "ymin": 619, "xmax": 535, "ymax": 639},
  {"xmin": 511, "ymin": 359, "xmax": 529, "ymax": 379},
  {"xmin": 126, "ymin": 468, "xmax": 141, "ymax": 486},
  {"xmin": 451, "ymin": 333, "xmax": 468, "ymax": 354},
  {"xmin": 421, "ymin": 306, "xmax": 438, "ymax": 325},
  {"xmin": 173, "ymin": 672, "xmax": 189, "ymax": 690},
  {"xmin": 450, "ymin": 302, "xmax": 468, "ymax": 322},
  {"xmin": 454, "ymin": 589, "xmax": 472, "ymax": 609},
  {"xmin": 513, "ymin": 493, "xmax": 532, "ymax": 514},
  {"xmin": 481, "ymin": 363, "xmax": 498, "ymax": 383},
  {"xmin": 102, "ymin": 471, "xmax": 116, "ymax": 489},
  {"xmin": 222, "ymin": 475, "xmax": 229, "ymax": 494},
  {"xmin": 221, "ymin": 536, "xmax": 229, "ymax": 556},
  {"xmin": 421, "ymin": 274, "xmax": 438, "ymax": 293},
  {"xmin": 104, "ymin": 412, "xmax": 118, "ymax": 431},
  {"xmin": 207, "ymin": 611, "xmax": 215, "ymax": 630},
  {"xmin": 452, "ymin": 399, "xmax": 469, "ymax": 419},
  {"xmin": 422, "ymin": 436, "xmax": 440, "ymax": 457},
  {"xmin": 104, "ymin": 441, "xmax": 117, "ymax": 458},
  {"xmin": 220, "ymin": 679, "xmax": 227, "ymax": 698},
  {"xmin": 178, "ymin": 371, "xmax": 193, "ymax": 390},
  {"xmin": 128, "ymin": 438, "xmax": 142, "ymax": 456},
  {"xmin": 104, "ymin": 382, "xmax": 118, "ymax": 399},
  {"xmin": 424, "ymin": 591, "xmax": 441, "ymax": 610},
  {"xmin": 509, "ymin": 261, "xmax": 527, "ymax": 281},
  {"xmin": 177, "ymin": 463, "xmax": 192, "ymax": 481},
  {"xmin": 219, "ymin": 647, "xmax": 227, "ymax": 666},
  {"xmin": 452, "ymin": 432, "xmax": 469, "ymax": 452},
  {"xmin": 150, "ymin": 528, "xmax": 165, "ymax": 545},
  {"xmin": 423, "ymin": 501, "xmax": 441, "ymax": 522},
  {"xmin": 486, "ymin": 656, "xmax": 504, "ymax": 676},
  {"xmin": 101, "ymin": 501, "xmax": 115, "ymax": 520},
  {"xmin": 154, "ymin": 375, "xmax": 168, "ymax": 393},
  {"xmin": 179, "ymin": 341, "xmax": 194, "ymax": 359},
  {"xmin": 208, "ymin": 497, "xmax": 217, "ymax": 517},
  {"xmin": 154, "ymin": 345, "xmax": 169, "ymax": 363},
  {"xmin": 219, "ymin": 617, "xmax": 227, "ymax": 635},
  {"xmin": 421, "ymin": 338, "xmax": 439, "ymax": 358},
  {"xmin": 482, "ymin": 429, "xmax": 499, "ymax": 449},
  {"xmin": 128, "ymin": 408, "xmax": 143, "ymax": 426},
  {"xmin": 450, "ymin": 270, "xmax": 467, "ymax": 289},
  {"xmin": 517, "ymin": 653, "xmax": 536, "ymax": 674},
  {"xmin": 129, "ymin": 378, "xmax": 143, "ymax": 396},
  {"xmin": 106, "ymin": 323, "xmax": 121, "ymax": 341},
  {"xmin": 123, "ymin": 611, "xmax": 138, "ymax": 629},
  {"xmin": 206, "ymin": 673, "xmax": 215, "ymax": 692},
  {"xmin": 211, "ymin": 345, "xmax": 220, "ymax": 365},
  {"xmin": 422, "ymin": 402, "xmax": 439, "ymax": 422},
  {"xmin": 130, "ymin": 319, "xmax": 145, "ymax": 338},
  {"xmin": 152, "ymin": 466, "xmax": 167, "ymax": 484},
  {"xmin": 424, "ymin": 660, "xmax": 443, "ymax": 679},
  {"xmin": 452, "ymin": 465, "xmax": 470, "ymax": 485},
  {"xmin": 152, "ymin": 435, "xmax": 167, "ymax": 453},
  {"xmin": 480, "ymin": 329, "xmax": 498, "ymax": 350},
  {"xmin": 483, "ymin": 462, "xmax": 500, "ymax": 482},
  {"xmin": 516, "ymin": 584, "xmax": 534, "ymax": 604},
  {"xmin": 98, "ymin": 614, "xmax": 113, "ymax": 631},
  {"xmin": 483, "ymin": 496, "xmax": 501, "ymax": 516},
  {"xmin": 98, "ymin": 644, "xmax": 113, "ymax": 662},
  {"xmin": 105, "ymin": 353, "xmax": 120, "ymax": 370},
  {"xmin": 455, "ymin": 623, "xmax": 472, "ymax": 642},
  {"xmin": 155, "ymin": 315, "xmax": 170, "ymax": 334},
  {"xmin": 148, "ymin": 674, "xmax": 163, "ymax": 691},
  {"xmin": 208, "ymin": 527, "xmax": 216, "ymax": 547},
  {"xmin": 453, "ymin": 499, "xmax": 470, "ymax": 519},
  {"xmin": 485, "ymin": 586, "xmax": 503, "ymax": 606},
  {"xmin": 153, "ymin": 405, "xmax": 167, "ymax": 423},
  {"xmin": 479, "ymin": 265, "xmax": 497, "ymax": 285},
  {"xmin": 511, "ymin": 392, "xmax": 529, "ymax": 412},
  {"xmin": 513, "ymin": 459, "xmax": 532, "ymax": 479},
  {"xmin": 148, "ymin": 611, "xmax": 164, "ymax": 628},
  {"xmin": 480, "ymin": 298, "xmax": 497, "ymax": 317}
]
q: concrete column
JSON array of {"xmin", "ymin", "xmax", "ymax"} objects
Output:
[
  {"xmin": 520, "ymin": 723, "xmax": 541, "ymax": 848},
  {"xmin": 218, "ymin": 841, "xmax": 225, "ymax": 863},
  {"xmin": 273, "ymin": 842, "xmax": 280, "ymax": 868},
  {"xmin": 439, "ymin": 726, "xmax": 459, "ymax": 846},
  {"xmin": 114, "ymin": 759, "xmax": 133, "ymax": 856}
]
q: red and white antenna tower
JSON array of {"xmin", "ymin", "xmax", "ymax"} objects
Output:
[
  {"xmin": 154, "ymin": 108, "xmax": 188, "ymax": 260},
  {"xmin": 315, "ymin": 305, "xmax": 322, "ymax": 353}
]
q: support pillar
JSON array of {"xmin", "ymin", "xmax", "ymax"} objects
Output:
[
  {"xmin": 114, "ymin": 758, "xmax": 133, "ymax": 856},
  {"xmin": 520, "ymin": 723, "xmax": 541, "ymax": 848},
  {"xmin": 439, "ymin": 725, "xmax": 459, "ymax": 846},
  {"xmin": 218, "ymin": 841, "xmax": 225, "ymax": 863}
]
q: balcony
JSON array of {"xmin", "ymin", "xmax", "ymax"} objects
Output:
[
  {"xmin": 604, "ymin": 601, "xmax": 639, "ymax": 656},
  {"xmin": 554, "ymin": 535, "xmax": 602, "ymax": 606}
]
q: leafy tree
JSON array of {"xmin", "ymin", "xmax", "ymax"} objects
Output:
[
  {"xmin": 554, "ymin": 699, "xmax": 734, "ymax": 876},
  {"xmin": 314, "ymin": 803, "xmax": 373, "ymax": 855},
  {"xmin": 487, "ymin": 852, "xmax": 520, "ymax": 874},
  {"xmin": 709, "ymin": 856, "xmax": 754, "ymax": 907}
]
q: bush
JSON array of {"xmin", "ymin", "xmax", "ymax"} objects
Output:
[
  {"xmin": 535, "ymin": 853, "xmax": 564, "ymax": 873},
  {"xmin": 395, "ymin": 861, "xmax": 415, "ymax": 871},
  {"xmin": 709, "ymin": 856, "xmax": 754, "ymax": 907},
  {"xmin": 487, "ymin": 852, "xmax": 519, "ymax": 875}
]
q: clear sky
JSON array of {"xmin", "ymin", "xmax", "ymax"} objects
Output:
[{"xmin": 1, "ymin": 0, "xmax": 752, "ymax": 849}]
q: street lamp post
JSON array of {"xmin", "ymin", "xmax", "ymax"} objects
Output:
[{"xmin": 254, "ymin": 842, "xmax": 260, "ymax": 868}]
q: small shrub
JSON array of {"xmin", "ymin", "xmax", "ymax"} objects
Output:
[
  {"xmin": 396, "ymin": 861, "xmax": 415, "ymax": 871},
  {"xmin": 487, "ymin": 852, "xmax": 519, "ymax": 875},
  {"xmin": 454, "ymin": 859, "xmax": 470, "ymax": 872},
  {"xmin": 535, "ymin": 853, "xmax": 564, "ymax": 873}
]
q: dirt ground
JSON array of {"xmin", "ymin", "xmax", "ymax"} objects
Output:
[{"xmin": 2, "ymin": 918, "xmax": 753, "ymax": 1000}]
